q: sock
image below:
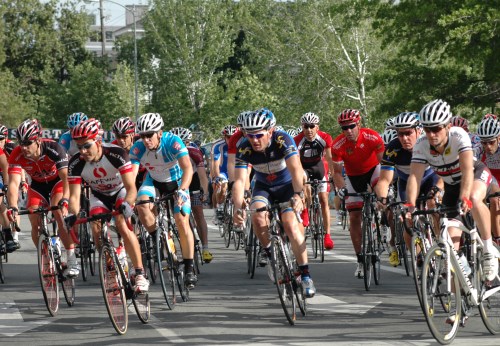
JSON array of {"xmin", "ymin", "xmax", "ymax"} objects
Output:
[
  {"xmin": 66, "ymin": 248, "xmax": 75, "ymax": 258},
  {"xmin": 3, "ymin": 228, "xmax": 12, "ymax": 242},
  {"xmin": 134, "ymin": 267, "xmax": 143, "ymax": 276},
  {"xmin": 483, "ymin": 237, "xmax": 495, "ymax": 254},
  {"xmin": 299, "ymin": 264, "xmax": 310, "ymax": 279}
]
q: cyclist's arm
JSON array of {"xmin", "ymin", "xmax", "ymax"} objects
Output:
[
  {"xmin": 406, "ymin": 162, "xmax": 426, "ymax": 206},
  {"xmin": 57, "ymin": 167, "xmax": 70, "ymax": 201},
  {"xmin": 374, "ymin": 168, "xmax": 394, "ymax": 200},
  {"xmin": 232, "ymin": 166, "xmax": 246, "ymax": 212},
  {"xmin": 68, "ymin": 182, "xmax": 81, "ymax": 216},
  {"xmin": 324, "ymin": 149, "xmax": 334, "ymax": 177},
  {"xmin": 121, "ymin": 171, "xmax": 137, "ymax": 206},
  {"xmin": 6, "ymin": 171, "xmax": 21, "ymax": 209},
  {"xmin": 212, "ymin": 155, "xmax": 221, "ymax": 179},
  {"xmin": 197, "ymin": 165, "xmax": 209, "ymax": 197},
  {"xmin": 458, "ymin": 150, "xmax": 474, "ymax": 201},
  {"xmin": 0, "ymin": 154, "xmax": 9, "ymax": 187},
  {"xmin": 332, "ymin": 161, "xmax": 345, "ymax": 189},
  {"xmin": 286, "ymin": 154, "xmax": 305, "ymax": 194},
  {"xmin": 227, "ymin": 153, "xmax": 235, "ymax": 182},
  {"xmin": 178, "ymin": 155, "xmax": 193, "ymax": 191}
]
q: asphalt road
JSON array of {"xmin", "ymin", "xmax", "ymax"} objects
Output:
[{"xmin": 0, "ymin": 209, "xmax": 498, "ymax": 345}]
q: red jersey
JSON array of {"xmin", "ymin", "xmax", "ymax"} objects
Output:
[
  {"xmin": 227, "ymin": 130, "xmax": 245, "ymax": 155},
  {"xmin": 331, "ymin": 128, "xmax": 384, "ymax": 176},
  {"xmin": 294, "ymin": 131, "xmax": 333, "ymax": 168},
  {"xmin": 8, "ymin": 139, "xmax": 68, "ymax": 183}
]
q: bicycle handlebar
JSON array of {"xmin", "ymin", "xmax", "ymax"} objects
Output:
[
  {"xmin": 18, "ymin": 205, "xmax": 61, "ymax": 215},
  {"xmin": 73, "ymin": 211, "xmax": 121, "ymax": 225}
]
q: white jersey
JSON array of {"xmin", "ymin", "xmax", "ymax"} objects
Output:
[{"xmin": 411, "ymin": 127, "xmax": 472, "ymax": 185}]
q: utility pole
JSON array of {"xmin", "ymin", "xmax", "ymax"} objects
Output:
[{"xmin": 99, "ymin": 0, "xmax": 105, "ymax": 56}]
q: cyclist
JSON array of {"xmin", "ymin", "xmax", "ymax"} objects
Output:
[
  {"xmin": 171, "ymin": 127, "xmax": 212, "ymax": 263},
  {"xmin": 0, "ymin": 127, "xmax": 10, "ymax": 252},
  {"xmin": 381, "ymin": 128, "xmax": 398, "ymax": 146},
  {"xmin": 374, "ymin": 112, "xmax": 441, "ymax": 266},
  {"xmin": 59, "ymin": 112, "xmax": 88, "ymax": 157},
  {"xmin": 331, "ymin": 109, "xmax": 385, "ymax": 278},
  {"xmin": 476, "ymin": 117, "xmax": 500, "ymax": 245},
  {"xmin": 7, "ymin": 119, "xmax": 80, "ymax": 277},
  {"xmin": 66, "ymin": 118, "xmax": 149, "ymax": 292},
  {"xmin": 451, "ymin": 115, "xmax": 481, "ymax": 156},
  {"xmin": 294, "ymin": 112, "xmax": 335, "ymax": 250},
  {"xmin": 130, "ymin": 113, "xmax": 197, "ymax": 288},
  {"xmin": 232, "ymin": 108, "xmax": 316, "ymax": 298},
  {"xmin": 0, "ymin": 125, "xmax": 26, "ymax": 252},
  {"xmin": 406, "ymin": 99, "xmax": 499, "ymax": 281},
  {"xmin": 227, "ymin": 111, "xmax": 254, "ymax": 183},
  {"xmin": 212, "ymin": 125, "xmax": 236, "ymax": 223}
]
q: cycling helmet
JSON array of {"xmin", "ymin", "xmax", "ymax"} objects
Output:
[
  {"xmin": 170, "ymin": 127, "xmax": 192, "ymax": 141},
  {"xmin": 477, "ymin": 118, "xmax": 500, "ymax": 140},
  {"xmin": 393, "ymin": 112, "xmax": 420, "ymax": 129},
  {"xmin": 112, "ymin": 117, "xmax": 135, "ymax": 135},
  {"xmin": 242, "ymin": 108, "xmax": 274, "ymax": 132},
  {"xmin": 16, "ymin": 119, "xmax": 41, "ymax": 142},
  {"xmin": 221, "ymin": 124, "xmax": 237, "ymax": 136},
  {"xmin": 384, "ymin": 117, "xmax": 396, "ymax": 129},
  {"xmin": 237, "ymin": 111, "xmax": 253, "ymax": 127},
  {"xmin": 67, "ymin": 112, "xmax": 88, "ymax": 129},
  {"xmin": 450, "ymin": 115, "xmax": 469, "ymax": 130},
  {"xmin": 71, "ymin": 118, "xmax": 102, "ymax": 140},
  {"xmin": 483, "ymin": 113, "xmax": 498, "ymax": 120},
  {"xmin": 301, "ymin": 112, "xmax": 320, "ymax": 125},
  {"xmin": 419, "ymin": 99, "xmax": 452, "ymax": 127},
  {"xmin": 381, "ymin": 129, "xmax": 397, "ymax": 145},
  {"xmin": 338, "ymin": 109, "xmax": 361, "ymax": 125},
  {"xmin": 275, "ymin": 125, "xmax": 284, "ymax": 132},
  {"xmin": 286, "ymin": 128, "xmax": 299, "ymax": 137},
  {"xmin": 0, "ymin": 125, "xmax": 8, "ymax": 139},
  {"xmin": 136, "ymin": 113, "xmax": 164, "ymax": 134}
]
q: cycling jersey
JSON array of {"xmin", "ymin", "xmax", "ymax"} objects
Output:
[
  {"xmin": 331, "ymin": 128, "xmax": 384, "ymax": 176},
  {"xmin": 2, "ymin": 140, "xmax": 16, "ymax": 157},
  {"xmin": 111, "ymin": 135, "xmax": 146, "ymax": 188},
  {"xmin": 68, "ymin": 143, "xmax": 133, "ymax": 196},
  {"xmin": 227, "ymin": 130, "xmax": 245, "ymax": 155},
  {"xmin": 8, "ymin": 139, "xmax": 68, "ymax": 183},
  {"xmin": 59, "ymin": 130, "xmax": 79, "ymax": 157},
  {"xmin": 213, "ymin": 140, "xmax": 229, "ymax": 177},
  {"xmin": 130, "ymin": 132, "xmax": 188, "ymax": 183},
  {"xmin": 235, "ymin": 130, "xmax": 298, "ymax": 186},
  {"xmin": 187, "ymin": 144, "xmax": 205, "ymax": 191},
  {"xmin": 295, "ymin": 131, "xmax": 333, "ymax": 168},
  {"xmin": 412, "ymin": 127, "xmax": 472, "ymax": 185},
  {"xmin": 478, "ymin": 147, "xmax": 500, "ymax": 182}
]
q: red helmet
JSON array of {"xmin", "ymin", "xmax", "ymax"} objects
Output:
[
  {"xmin": 16, "ymin": 119, "xmax": 41, "ymax": 142},
  {"xmin": 450, "ymin": 115, "xmax": 469, "ymax": 130},
  {"xmin": 338, "ymin": 109, "xmax": 361, "ymax": 125},
  {"xmin": 112, "ymin": 117, "xmax": 135, "ymax": 135},
  {"xmin": 0, "ymin": 125, "xmax": 8, "ymax": 139},
  {"xmin": 484, "ymin": 113, "xmax": 498, "ymax": 120},
  {"xmin": 71, "ymin": 118, "xmax": 102, "ymax": 140}
]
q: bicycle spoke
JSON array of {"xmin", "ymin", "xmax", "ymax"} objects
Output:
[
  {"xmin": 272, "ymin": 239, "xmax": 296, "ymax": 325},
  {"xmin": 38, "ymin": 235, "xmax": 59, "ymax": 316}
]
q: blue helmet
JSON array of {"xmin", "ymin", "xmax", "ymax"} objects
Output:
[{"xmin": 67, "ymin": 112, "xmax": 88, "ymax": 129}]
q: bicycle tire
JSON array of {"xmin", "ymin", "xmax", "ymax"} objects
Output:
[
  {"xmin": 395, "ymin": 215, "xmax": 410, "ymax": 276},
  {"xmin": 132, "ymin": 291, "xmax": 151, "ymax": 324},
  {"xmin": 479, "ymin": 243, "xmax": 500, "ymax": 334},
  {"xmin": 155, "ymin": 228, "xmax": 176, "ymax": 309},
  {"xmin": 271, "ymin": 236, "xmax": 296, "ymax": 325},
  {"xmin": 38, "ymin": 235, "xmax": 59, "ymax": 316},
  {"xmin": 372, "ymin": 220, "xmax": 382, "ymax": 286},
  {"xmin": 410, "ymin": 233, "xmax": 425, "ymax": 312},
  {"xmin": 171, "ymin": 228, "xmax": 189, "ymax": 302},
  {"xmin": 0, "ymin": 232, "xmax": 5, "ymax": 284},
  {"xmin": 79, "ymin": 222, "xmax": 90, "ymax": 281},
  {"xmin": 136, "ymin": 224, "xmax": 154, "ymax": 283},
  {"xmin": 61, "ymin": 276, "xmax": 75, "ymax": 307},
  {"xmin": 224, "ymin": 222, "xmax": 232, "ymax": 248},
  {"xmin": 89, "ymin": 232, "xmax": 97, "ymax": 277},
  {"xmin": 189, "ymin": 214, "xmax": 203, "ymax": 274},
  {"xmin": 315, "ymin": 206, "xmax": 325, "ymax": 263},
  {"xmin": 362, "ymin": 218, "xmax": 373, "ymax": 291},
  {"xmin": 421, "ymin": 244, "xmax": 461, "ymax": 344},
  {"xmin": 99, "ymin": 245, "xmax": 128, "ymax": 335},
  {"xmin": 247, "ymin": 225, "xmax": 258, "ymax": 278}
]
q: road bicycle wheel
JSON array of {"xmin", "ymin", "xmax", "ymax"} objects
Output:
[
  {"xmin": 410, "ymin": 232, "xmax": 425, "ymax": 312},
  {"xmin": 155, "ymin": 229, "xmax": 176, "ymax": 309},
  {"xmin": 171, "ymin": 228, "xmax": 189, "ymax": 302},
  {"xmin": 224, "ymin": 222, "xmax": 232, "ymax": 248},
  {"xmin": 99, "ymin": 245, "xmax": 128, "ymax": 335},
  {"xmin": 372, "ymin": 222, "xmax": 382, "ymax": 286},
  {"xmin": 61, "ymin": 276, "xmax": 75, "ymax": 307},
  {"xmin": 79, "ymin": 222, "xmax": 90, "ymax": 281},
  {"xmin": 0, "ymin": 232, "xmax": 5, "ymax": 283},
  {"xmin": 38, "ymin": 235, "xmax": 59, "ymax": 316},
  {"xmin": 421, "ymin": 244, "xmax": 461, "ymax": 344},
  {"xmin": 314, "ymin": 206, "xmax": 325, "ymax": 263},
  {"xmin": 479, "ymin": 244, "xmax": 500, "ymax": 334},
  {"xmin": 395, "ymin": 217, "xmax": 410, "ymax": 276},
  {"xmin": 271, "ymin": 237, "xmax": 296, "ymax": 325},
  {"xmin": 189, "ymin": 214, "xmax": 203, "ymax": 274},
  {"xmin": 247, "ymin": 225, "xmax": 258, "ymax": 278},
  {"xmin": 362, "ymin": 218, "xmax": 373, "ymax": 291},
  {"xmin": 136, "ymin": 224, "xmax": 154, "ymax": 283},
  {"xmin": 132, "ymin": 291, "xmax": 151, "ymax": 324},
  {"xmin": 88, "ymin": 232, "xmax": 97, "ymax": 276}
]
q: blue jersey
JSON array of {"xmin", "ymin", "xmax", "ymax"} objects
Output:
[
  {"xmin": 235, "ymin": 130, "xmax": 298, "ymax": 186},
  {"xmin": 213, "ymin": 141, "xmax": 228, "ymax": 176},
  {"xmin": 130, "ymin": 132, "xmax": 188, "ymax": 183},
  {"xmin": 58, "ymin": 131, "xmax": 79, "ymax": 157}
]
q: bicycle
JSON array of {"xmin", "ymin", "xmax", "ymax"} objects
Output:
[
  {"xmin": 252, "ymin": 202, "xmax": 306, "ymax": 325},
  {"xmin": 136, "ymin": 193, "xmax": 189, "ymax": 310},
  {"xmin": 19, "ymin": 206, "xmax": 75, "ymax": 316},
  {"xmin": 345, "ymin": 191, "xmax": 384, "ymax": 291},
  {"xmin": 133, "ymin": 215, "xmax": 158, "ymax": 284},
  {"xmin": 416, "ymin": 204, "xmax": 500, "ymax": 344},
  {"xmin": 78, "ymin": 183, "xmax": 96, "ymax": 281},
  {"xmin": 386, "ymin": 199, "xmax": 410, "ymax": 276},
  {"xmin": 189, "ymin": 190, "xmax": 204, "ymax": 273},
  {"xmin": 305, "ymin": 179, "xmax": 326, "ymax": 262},
  {"xmin": 339, "ymin": 196, "xmax": 349, "ymax": 231},
  {"xmin": 73, "ymin": 210, "xmax": 150, "ymax": 335}
]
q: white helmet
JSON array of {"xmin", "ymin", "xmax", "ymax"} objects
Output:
[
  {"xmin": 419, "ymin": 99, "xmax": 452, "ymax": 127},
  {"xmin": 237, "ymin": 111, "xmax": 253, "ymax": 127},
  {"xmin": 275, "ymin": 125, "xmax": 284, "ymax": 132},
  {"xmin": 137, "ymin": 113, "xmax": 164, "ymax": 134},
  {"xmin": 170, "ymin": 127, "xmax": 192, "ymax": 141},
  {"xmin": 477, "ymin": 118, "xmax": 500, "ymax": 140},
  {"xmin": 381, "ymin": 129, "xmax": 397, "ymax": 145},
  {"xmin": 286, "ymin": 128, "xmax": 298, "ymax": 137},
  {"xmin": 384, "ymin": 117, "xmax": 396, "ymax": 129},
  {"xmin": 393, "ymin": 112, "xmax": 420, "ymax": 129},
  {"xmin": 242, "ymin": 108, "xmax": 274, "ymax": 132},
  {"xmin": 301, "ymin": 112, "xmax": 320, "ymax": 124}
]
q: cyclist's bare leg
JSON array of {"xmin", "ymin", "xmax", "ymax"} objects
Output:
[
  {"xmin": 174, "ymin": 211, "xmax": 194, "ymax": 259},
  {"xmin": 349, "ymin": 209, "xmax": 362, "ymax": 254},
  {"xmin": 282, "ymin": 210, "xmax": 307, "ymax": 265},
  {"xmin": 470, "ymin": 180, "xmax": 493, "ymax": 243},
  {"xmin": 319, "ymin": 191, "xmax": 330, "ymax": 235},
  {"xmin": 136, "ymin": 195, "xmax": 157, "ymax": 233},
  {"xmin": 91, "ymin": 220, "xmax": 102, "ymax": 250},
  {"xmin": 51, "ymin": 193, "xmax": 75, "ymax": 251},
  {"xmin": 192, "ymin": 205, "xmax": 208, "ymax": 246},
  {"xmin": 115, "ymin": 214, "xmax": 143, "ymax": 269},
  {"xmin": 28, "ymin": 212, "xmax": 41, "ymax": 246},
  {"xmin": 251, "ymin": 200, "xmax": 271, "ymax": 248}
]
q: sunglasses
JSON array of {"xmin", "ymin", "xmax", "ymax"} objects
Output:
[
  {"xmin": 397, "ymin": 130, "xmax": 414, "ymax": 137},
  {"xmin": 246, "ymin": 132, "xmax": 267, "ymax": 139},
  {"xmin": 481, "ymin": 139, "xmax": 497, "ymax": 146},
  {"xmin": 303, "ymin": 124, "xmax": 316, "ymax": 129},
  {"xmin": 341, "ymin": 124, "xmax": 357, "ymax": 131},
  {"xmin": 19, "ymin": 140, "xmax": 34, "ymax": 147},
  {"xmin": 423, "ymin": 126, "xmax": 445, "ymax": 134},
  {"xmin": 140, "ymin": 132, "xmax": 156, "ymax": 139},
  {"xmin": 114, "ymin": 134, "xmax": 130, "ymax": 140},
  {"xmin": 77, "ymin": 141, "xmax": 94, "ymax": 150}
]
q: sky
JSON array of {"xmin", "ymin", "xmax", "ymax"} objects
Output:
[{"xmin": 77, "ymin": 0, "xmax": 147, "ymax": 26}]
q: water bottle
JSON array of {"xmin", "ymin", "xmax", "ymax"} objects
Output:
[
  {"xmin": 51, "ymin": 236, "xmax": 61, "ymax": 255},
  {"xmin": 117, "ymin": 245, "xmax": 128, "ymax": 276},
  {"xmin": 167, "ymin": 231, "xmax": 177, "ymax": 262},
  {"xmin": 458, "ymin": 252, "xmax": 472, "ymax": 276}
]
